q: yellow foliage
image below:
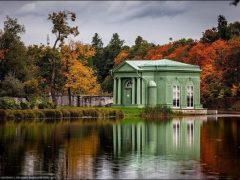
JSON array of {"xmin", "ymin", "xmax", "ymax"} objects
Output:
[{"xmin": 61, "ymin": 41, "xmax": 100, "ymax": 95}]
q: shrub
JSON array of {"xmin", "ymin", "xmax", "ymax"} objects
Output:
[
  {"xmin": 142, "ymin": 105, "xmax": 173, "ymax": 119},
  {"xmin": 43, "ymin": 109, "xmax": 62, "ymax": 119},
  {"xmin": 0, "ymin": 97, "xmax": 20, "ymax": 109},
  {"xmin": 20, "ymin": 101, "xmax": 30, "ymax": 109},
  {"xmin": 38, "ymin": 101, "xmax": 55, "ymax": 109},
  {"xmin": 68, "ymin": 109, "xmax": 83, "ymax": 118},
  {"xmin": 0, "ymin": 108, "xmax": 124, "ymax": 121},
  {"xmin": 1, "ymin": 73, "xmax": 24, "ymax": 97}
]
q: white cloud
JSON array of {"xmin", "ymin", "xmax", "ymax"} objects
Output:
[{"xmin": 0, "ymin": 1, "xmax": 239, "ymax": 47}]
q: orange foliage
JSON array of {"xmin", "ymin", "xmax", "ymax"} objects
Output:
[
  {"xmin": 114, "ymin": 50, "xmax": 128, "ymax": 66},
  {"xmin": 184, "ymin": 42, "xmax": 206, "ymax": 66},
  {"xmin": 166, "ymin": 45, "xmax": 190, "ymax": 62},
  {"xmin": 0, "ymin": 49, "xmax": 7, "ymax": 61},
  {"xmin": 138, "ymin": 38, "xmax": 240, "ymax": 105},
  {"xmin": 144, "ymin": 44, "xmax": 172, "ymax": 60}
]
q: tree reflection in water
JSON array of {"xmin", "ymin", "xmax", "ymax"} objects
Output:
[{"xmin": 0, "ymin": 116, "xmax": 240, "ymax": 179}]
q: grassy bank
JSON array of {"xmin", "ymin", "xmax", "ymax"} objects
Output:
[
  {"xmin": 113, "ymin": 107, "xmax": 143, "ymax": 117},
  {"xmin": 140, "ymin": 105, "xmax": 182, "ymax": 119},
  {"xmin": 0, "ymin": 107, "xmax": 124, "ymax": 121}
]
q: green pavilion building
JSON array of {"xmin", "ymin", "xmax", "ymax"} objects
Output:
[{"xmin": 112, "ymin": 59, "xmax": 203, "ymax": 110}]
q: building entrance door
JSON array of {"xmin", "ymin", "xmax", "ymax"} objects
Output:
[{"xmin": 123, "ymin": 79, "xmax": 132, "ymax": 105}]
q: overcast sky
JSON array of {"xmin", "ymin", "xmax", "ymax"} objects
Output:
[{"xmin": 0, "ymin": 1, "xmax": 239, "ymax": 47}]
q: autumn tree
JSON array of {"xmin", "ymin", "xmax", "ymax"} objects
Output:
[
  {"xmin": 61, "ymin": 41, "xmax": 99, "ymax": 105},
  {"xmin": 201, "ymin": 28, "xmax": 219, "ymax": 43},
  {"xmin": 216, "ymin": 37, "xmax": 240, "ymax": 96},
  {"xmin": 144, "ymin": 44, "xmax": 172, "ymax": 60},
  {"xmin": 47, "ymin": 10, "xmax": 79, "ymax": 105},
  {"xmin": 114, "ymin": 49, "xmax": 129, "ymax": 66}
]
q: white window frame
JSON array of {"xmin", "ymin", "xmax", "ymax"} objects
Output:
[
  {"xmin": 187, "ymin": 85, "xmax": 194, "ymax": 108},
  {"xmin": 173, "ymin": 85, "xmax": 180, "ymax": 108}
]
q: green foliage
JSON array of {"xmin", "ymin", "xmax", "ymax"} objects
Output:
[
  {"xmin": 0, "ymin": 97, "xmax": 20, "ymax": 109},
  {"xmin": 38, "ymin": 101, "xmax": 55, "ymax": 109},
  {"xmin": 0, "ymin": 72, "xmax": 24, "ymax": 97},
  {"xmin": 37, "ymin": 47, "xmax": 65, "ymax": 93},
  {"xmin": 3, "ymin": 16, "xmax": 25, "ymax": 38},
  {"xmin": 128, "ymin": 36, "xmax": 155, "ymax": 59},
  {"xmin": 141, "ymin": 105, "xmax": 174, "ymax": 119},
  {"xmin": 24, "ymin": 79, "xmax": 39, "ymax": 96},
  {"xmin": 200, "ymin": 15, "xmax": 240, "ymax": 43},
  {"xmin": 217, "ymin": 15, "xmax": 230, "ymax": 40},
  {"xmin": 42, "ymin": 109, "xmax": 62, "ymax": 119},
  {"xmin": 20, "ymin": 101, "xmax": 30, "ymax": 110},
  {"xmin": 0, "ymin": 108, "xmax": 124, "ymax": 121},
  {"xmin": 0, "ymin": 16, "xmax": 29, "ymax": 82},
  {"xmin": 48, "ymin": 10, "xmax": 79, "ymax": 48},
  {"xmin": 101, "ymin": 75, "xmax": 113, "ymax": 93},
  {"xmin": 102, "ymin": 33, "xmax": 124, "ymax": 82},
  {"xmin": 91, "ymin": 33, "xmax": 105, "ymax": 82}
]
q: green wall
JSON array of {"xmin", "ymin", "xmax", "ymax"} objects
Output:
[{"xmin": 113, "ymin": 62, "xmax": 202, "ymax": 109}]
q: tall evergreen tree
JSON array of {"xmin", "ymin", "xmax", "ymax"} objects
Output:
[
  {"xmin": 128, "ymin": 36, "xmax": 155, "ymax": 59},
  {"xmin": 100, "ymin": 33, "xmax": 124, "ymax": 93},
  {"xmin": 91, "ymin": 33, "xmax": 104, "ymax": 82},
  {"xmin": 103, "ymin": 33, "xmax": 124, "ymax": 80},
  {"xmin": 0, "ymin": 16, "xmax": 29, "ymax": 83},
  {"xmin": 217, "ymin": 15, "xmax": 230, "ymax": 40}
]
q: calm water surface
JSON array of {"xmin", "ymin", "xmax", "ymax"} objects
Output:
[{"xmin": 0, "ymin": 116, "xmax": 240, "ymax": 179}]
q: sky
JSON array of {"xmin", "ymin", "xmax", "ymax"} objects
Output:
[{"xmin": 0, "ymin": 1, "xmax": 239, "ymax": 47}]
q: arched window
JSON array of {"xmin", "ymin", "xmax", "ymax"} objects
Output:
[
  {"xmin": 125, "ymin": 80, "xmax": 132, "ymax": 88},
  {"xmin": 187, "ymin": 85, "xmax": 194, "ymax": 108},
  {"xmin": 173, "ymin": 85, "xmax": 180, "ymax": 108}
]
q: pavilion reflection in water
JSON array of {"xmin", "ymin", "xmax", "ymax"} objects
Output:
[{"xmin": 112, "ymin": 117, "xmax": 205, "ymax": 158}]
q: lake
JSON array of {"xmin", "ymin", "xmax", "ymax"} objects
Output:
[{"xmin": 0, "ymin": 116, "xmax": 240, "ymax": 179}]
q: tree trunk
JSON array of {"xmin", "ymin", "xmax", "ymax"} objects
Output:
[
  {"xmin": 51, "ymin": 87, "xmax": 57, "ymax": 105},
  {"xmin": 50, "ymin": 57, "xmax": 57, "ymax": 105},
  {"xmin": 68, "ymin": 87, "xmax": 72, "ymax": 106}
]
